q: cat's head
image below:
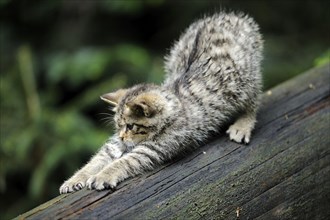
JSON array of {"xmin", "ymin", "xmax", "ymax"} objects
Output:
[{"xmin": 101, "ymin": 84, "xmax": 169, "ymax": 147}]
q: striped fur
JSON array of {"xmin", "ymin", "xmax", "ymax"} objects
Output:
[{"xmin": 60, "ymin": 12, "xmax": 263, "ymax": 193}]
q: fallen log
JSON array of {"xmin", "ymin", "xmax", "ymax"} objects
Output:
[{"xmin": 16, "ymin": 64, "xmax": 330, "ymax": 220}]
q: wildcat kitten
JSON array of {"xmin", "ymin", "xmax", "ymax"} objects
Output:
[{"xmin": 60, "ymin": 12, "xmax": 263, "ymax": 193}]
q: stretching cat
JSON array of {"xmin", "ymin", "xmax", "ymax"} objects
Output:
[{"xmin": 60, "ymin": 12, "xmax": 263, "ymax": 193}]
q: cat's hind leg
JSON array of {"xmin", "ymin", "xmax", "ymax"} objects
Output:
[{"xmin": 226, "ymin": 111, "xmax": 257, "ymax": 144}]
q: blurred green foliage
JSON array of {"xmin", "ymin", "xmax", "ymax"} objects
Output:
[
  {"xmin": 314, "ymin": 49, "xmax": 330, "ymax": 67},
  {"xmin": 0, "ymin": 0, "xmax": 329, "ymax": 219}
]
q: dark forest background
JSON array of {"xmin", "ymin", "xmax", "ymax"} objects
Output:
[{"xmin": 0, "ymin": 0, "xmax": 329, "ymax": 219}]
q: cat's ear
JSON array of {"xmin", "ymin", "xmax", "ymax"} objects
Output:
[
  {"xmin": 100, "ymin": 89, "xmax": 127, "ymax": 106},
  {"xmin": 126, "ymin": 94, "xmax": 161, "ymax": 118}
]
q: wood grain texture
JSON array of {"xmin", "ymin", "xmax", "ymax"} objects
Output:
[{"xmin": 16, "ymin": 64, "xmax": 330, "ymax": 220}]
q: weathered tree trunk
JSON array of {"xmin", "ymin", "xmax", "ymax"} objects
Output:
[{"xmin": 16, "ymin": 64, "xmax": 330, "ymax": 220}]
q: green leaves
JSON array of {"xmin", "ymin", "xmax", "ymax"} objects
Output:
[
  {"xmin": 47, "ymin": 49, "xmax": 111, "ymax": 87},
  {"xmin": 46, "ymin": 45, "xmax": 153, "ymax": 88}
]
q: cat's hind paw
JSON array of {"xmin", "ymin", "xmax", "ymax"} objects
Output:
[
  {"xmin": 226, "ymin": 113, "xmax": 256, "ymax": 144},
  {"xmin": 226, "ymin": 124, "xmax": 251, "ymax": 144}
]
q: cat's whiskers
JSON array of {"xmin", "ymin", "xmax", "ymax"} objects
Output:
[{"xmin": 98, "ymin": 112, "xmax": 115, "ymax": 126}]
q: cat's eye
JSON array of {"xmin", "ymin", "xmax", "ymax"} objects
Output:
[{"xmin": 126, "ymin": 124, "xmax": 134, "ymax": 130}]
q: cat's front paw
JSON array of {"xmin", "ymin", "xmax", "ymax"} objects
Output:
[
  {"xmin": 59, "ymin": 178, "xmax": 86, "ymax": 194},
  {"xmin": 86, "ymin": 173, "xmax": 117, "ymax": 191}
]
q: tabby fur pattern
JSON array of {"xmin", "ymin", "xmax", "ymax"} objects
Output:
[{"xmin": 60, "ymin": 12, "xmax": 263, "ymax": 193}]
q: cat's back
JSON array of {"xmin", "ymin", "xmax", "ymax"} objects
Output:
[{"xmin": 163, "ymin": 12, "xmax": 263, "ymax": 86}]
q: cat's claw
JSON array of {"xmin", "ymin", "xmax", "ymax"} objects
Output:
[
  {"xmin": 73, "ymin": 182, "xmax": 84, "ymax": 191},
  {"xmin": 59, "ymin": 184, "xmax": 74, "ymax": 194},
  {"xmin": 102, "ymin": 182, "xmax": 114, "ymax": 190},
  {"xmin": 226, "ymin": 124, "xmax": 251, "ymax": 144},
  {"xmin": 59, "ymin": 181, "xmax": 85, "ymax": 194},
  {"xmin": 226, "ymin": 114, "xmax": 256, "ymax": 144},
  {"xmin": 86, "ymin": 175, "xmax": 116, "ymax": 191},
  {"xmin": 59, "ymin": 186, "xmax": 70, "ymax": 194}
]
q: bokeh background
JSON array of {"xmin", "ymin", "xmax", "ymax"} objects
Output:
[{"xmin": 0, "ymin": 0, "xmax": 329, "ymax": 219}]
